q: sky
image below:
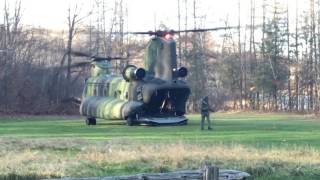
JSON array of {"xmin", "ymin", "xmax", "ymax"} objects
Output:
[
  {"xmin": 0, "ymin": 0, "xmax": 256, "ymax": 30},
  {"xmin": 0, "ymin": 0, "xmax": 310, "ymax": 34}
]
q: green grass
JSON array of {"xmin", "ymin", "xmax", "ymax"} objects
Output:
[
  {"xmin": 0, "ymin": 112, "xmax": 319, "ymax": 147},
  {"xmin": 0, "ymin": 112, "xmax": 319, "ymax": 180}
]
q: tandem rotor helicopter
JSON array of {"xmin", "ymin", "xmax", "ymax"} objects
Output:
[{"xmin": 70, "ymin": 27, "xmax": 233, "ymax": 126}]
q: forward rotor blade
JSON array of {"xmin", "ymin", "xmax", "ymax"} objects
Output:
[
  {"xmin": 70, "ymin": 61, "xmax": 90, "ymax": 68},
  {"xmin": 70, "ymin": 51, "xmax": 92, "ymax": 58},
  {"xmin": 56, "ymin": 61, "xmax": 89, "ymax": 71},
  {"xmin": 61, "ymin": 96, "xmax": 81, "ymax": 105},
  {"xmin": 93, "ymin": 56, "xmax": 128, "ymax": 61},
  {"xmin": 70, "ymin": 50, "xmax": 128, "ymax": 61}
]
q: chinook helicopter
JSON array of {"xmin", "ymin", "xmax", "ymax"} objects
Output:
[{"xmin": 71, "ymin": 27, "xmax": 233, "ymax": 126}]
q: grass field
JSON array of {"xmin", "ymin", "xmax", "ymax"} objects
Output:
[{"xmin": 0, "ymin": 112, "xmax": 319, "ymax": 180}]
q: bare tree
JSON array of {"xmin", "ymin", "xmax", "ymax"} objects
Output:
[
  {"xmin": 238, "ymin": 0, "xmax": 244, "ymax": 109},
  {"xmin": 65, "ymin": 5, "xmax": 91, "ymax": 98}
]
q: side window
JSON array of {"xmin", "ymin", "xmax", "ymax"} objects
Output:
[
  {"xmin": 99, "ymin": 84, "xmax": 104, "ymax": 96},
  {"xmin": 94, "ymin": 86, "xmax": 98, "ymax": 96},
  {"xmin": 104, "ymin": 88, "xmax": 108, "ymax": 96},
  {"xmin": 137, "ymin": 86, "xmax": 143, "ymax": 101},
  {"xmin": 104, "ymin": 83, "xmax": 109, "ymax": 96}
]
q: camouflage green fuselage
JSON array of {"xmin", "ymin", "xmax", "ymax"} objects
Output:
[
  {"xmin": 80, "ymin": 74, "xmax": 146, "ymax": 119},
  {"xmin": 80, "ymin": 36, "xmax": 190, "ymax": 123}
]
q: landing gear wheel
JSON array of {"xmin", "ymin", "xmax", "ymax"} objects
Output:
[
  {"xmin": 126, "ymin": 113, "xmax": 139, "ymax": 126},
  {"xmin": 86, "ymin": 117, "xmax": 96, "ymax": 125},
  {"xmin": 126, "ymin": 116, "xmax": 134, "ymax": 126}
]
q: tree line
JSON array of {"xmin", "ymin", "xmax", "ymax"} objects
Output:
[
  {"xmin": 0, "ymin": 0, "xmax": 319, "ymax": 114},
  {"xmin": 182, "ymin": 0, "xmax": 320, "ymax": 113}
]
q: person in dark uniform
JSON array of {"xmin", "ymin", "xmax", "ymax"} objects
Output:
[{"xmin": 200, "ymin": 96, "xmax": 212, "ymax": 130}]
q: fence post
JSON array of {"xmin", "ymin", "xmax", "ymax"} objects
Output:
[{"xmin": 203, "ymin": 166, "xmax": 219, "ymax": 180}]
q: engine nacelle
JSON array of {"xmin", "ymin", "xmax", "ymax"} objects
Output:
[
  {"xmin": 122, "ymin": 65, "xmax": 146, "ymax": 81},
  {"xmin": 173, "ymin": 67, "xmax": 188, "ymax": 78}
]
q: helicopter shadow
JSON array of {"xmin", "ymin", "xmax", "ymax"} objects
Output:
[
  {"xmin": 97, "ymin": 120, "xmax": 126, "ymax": 126},
  {"xmin": 95, "ymin": 120, "xmax": 188, "ymax": 127}
]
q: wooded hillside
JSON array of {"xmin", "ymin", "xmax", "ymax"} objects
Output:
[{"xmin": 1, "ymin": 0, "xmax": 319, "ymax": 114}]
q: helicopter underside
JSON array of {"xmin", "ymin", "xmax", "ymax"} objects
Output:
[{"xmin": 137, "ymin": 116, "xmax": 188, "ymax": 125}]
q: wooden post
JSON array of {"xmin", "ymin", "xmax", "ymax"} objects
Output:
[
  {"xmin": 45, "ymin": 166, "xmax": 253, "ymax": 180},
  {"xmin": 203, "ymin": 166, "xmax": 219, "ymax": 180}
]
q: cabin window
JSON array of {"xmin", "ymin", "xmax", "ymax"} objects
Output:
[
  {"xmin": 99, "ymin": 84, "xmax": 104, "ymax": 96},
  {"xmin": 136, "ymin": 86, "xmax": 143, "ymax": 101},
  {"xmin": 104, "ymin": 83, "xmax": 110, "ymax": 96},
  {"xmin": 94, "ymin": 86, "xmax": 98, "ymax": 96},
  {"xmin": 125, "ymin": 92, "xmax": 129, "ymax": 99}
]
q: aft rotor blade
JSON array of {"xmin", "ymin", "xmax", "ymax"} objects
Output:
[
  {"xmin": 119, "ymin": 26, "xmax": 238, "ymax": 36},
  {"xmin": 112, "ymin": 31, "xmax": 154, "ymax": 35},
  {"xmin": 174, "ymin": 26, "xmax": 238, "ymax": 33},
  {"xmin": 126, "ymin": 31, "xmax": 154, "ymax": 35}
]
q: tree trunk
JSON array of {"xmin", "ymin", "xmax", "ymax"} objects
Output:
[
  {"xmin": 238, "ymin": 0, "xmax": 243, "ymax": 109},
  {"xmin": 287, "ymin": 3, "xmax": 292, "ymax": 111}
]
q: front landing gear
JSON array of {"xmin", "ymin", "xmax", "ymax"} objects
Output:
[{"xmin": 86, "ymin": 117, "xmax": 96, "ymax": 125}]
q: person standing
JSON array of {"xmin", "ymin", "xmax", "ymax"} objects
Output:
[{"xmin": 200, "ymin": 96, "xmax": 212, "ymax": 130}]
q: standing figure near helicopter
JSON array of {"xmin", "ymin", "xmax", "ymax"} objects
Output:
[{"xmin": 200, "ymin": 96, "xmax": 212, "ymax": 130}]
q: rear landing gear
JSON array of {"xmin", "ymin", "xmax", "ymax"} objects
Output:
[
  {"xmin": 86, "ymin": 117, "xmax": 96, "ymax": 125},
  {"xmin": 126, "ymin": 113, "xmax": 139, "ymax": 126}
]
